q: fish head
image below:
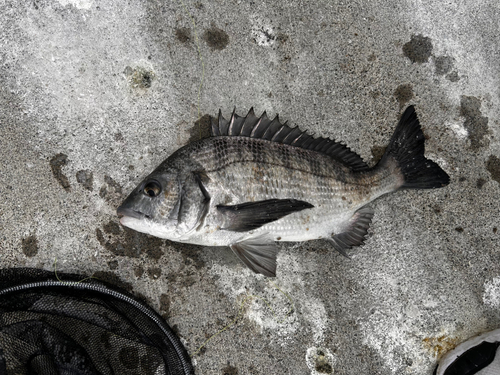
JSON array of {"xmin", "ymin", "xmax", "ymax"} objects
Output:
[{"xmin": 117, "ymin": 169, "xmax": 182, "ymax": 239}]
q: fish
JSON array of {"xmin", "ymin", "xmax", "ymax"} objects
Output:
[{"xmin": 117, "ymin": 106, "xmax": 449, "ymax": 277}]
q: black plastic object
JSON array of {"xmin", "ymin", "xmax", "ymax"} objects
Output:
[
  {"xmin": 0, "ymin": 268, "xmax": 194, "ymax": 375},
  {"xmin": 434, "ymin": 328, "xmax": 500, "ymax": 375}
]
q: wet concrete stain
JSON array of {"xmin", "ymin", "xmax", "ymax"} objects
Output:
[
  {"xmin": 96, "ymin": 220, "xmax": 164, "ymax": 259},
  {"xmin": 221, "ymin": 364, "xmax": 239, "ymax": 375},
  {"xmin": 134, "ymin": 265, "xmax": 144, "ymax": 278},
  {"xmin": 476, "ymin": 178, "xmax": 486, "ymax": 189},
  {"xmin": 103, "ymin": 220, "xmax": 121, "ymax": 235},
  {"xmin": 434, "ymin": 56, "xmax": 454, "ymax": 75},
  {"xmin": 371, "ymin": 145, "xmax": 386, "ymax": 163},
  {"xmin": 446, "ymin": 71, "xmax": 460, "ymax": 82},
  {"xmin": 394, "ymin": 84, "xmax": 413, "ymax": 109},
  {"xmin": 92, "ymin": 270, "xmax": 133, "ymax": 292},
  {"xmin": 147, "ymin": 267, "xmax": 162, "ymax": 279},
  {"xmin": 486, "ymin": 155, "xmax": 500, "ymax": 184},
  {"xmin": 159, "ymin": 293, "xmax": 170, "ymax": 319},
  {"xmin": 189, "ymin": 114, "xmax": 212, "ymax": 143},
  {"xmin": 168, "ymin": 240, "xmax": 205, "ymax": 269},
  {"xmin": 105, "ymin": 175, "xmax": 122, "ymax": 194},
  {"xmin": 50, "ymin": 153, "xmax": 71, "ymax": 191},
  {"xmin": 124, "ymin": 66, "xmax": 155, "ymax": 89},
  {"xmin": 460, "ymin": 96, "xmax": 489, "ymax": 150},
  {"xmin": 203, "ymin": 26, "xmax": 229, "ymax": 50},
  {"xmin": 403, "ymin": 34, "xmax": 433, "ymax": 63},
  {"xmin": 175, "ymin": 27, "xmax": 191, "ymax": 43},
  {"xmin": 76, "ymin": 169, "xmax": 93, "ymax": 191},
  {"xmin": 99, "ymin": 175, "xmax": 123, "ymax": 205},
  {"xmin": 21, "ymin": 235, "xmax": 38, "ymax": 257}
]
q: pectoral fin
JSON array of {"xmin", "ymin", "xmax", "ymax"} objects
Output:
[
  {"xmin": 217, "ymin": 199, "xmax": 314, "ymax": 232},
  {"xmin": 328, "ymin": 206, "xmax": 374, "ymax": 257},
  {"xmin": 193, "ymin": 171, "xmax": 211, "ymax": 230},
  {"xmin": 230, "ymin": 234, "xmax": 279, "ymax": 277}
]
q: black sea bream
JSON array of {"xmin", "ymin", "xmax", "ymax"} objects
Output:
[{"xmin": 117, "ymin": 106, "xmax": 449, "ymax": 277}]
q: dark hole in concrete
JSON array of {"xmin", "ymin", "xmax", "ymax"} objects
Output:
[
  {"xmin": 315, "ymin": 350, "xmax": 333, "ymax": 373},
  {"xmin": 126, "ymin": 67, "xmax": 155, "ymax": 89}
]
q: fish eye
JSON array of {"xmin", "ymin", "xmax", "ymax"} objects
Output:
[{"xmin": 143, "ymin": 181, "xmax": 161, "ymax": 197}]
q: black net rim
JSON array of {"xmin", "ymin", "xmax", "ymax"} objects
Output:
[{"xmin": 0, "ymin": 268, "xmax": 194, "ymax": 375}]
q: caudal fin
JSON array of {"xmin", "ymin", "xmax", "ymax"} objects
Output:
[{"xmin": 381, "ymin": 106, "xmax": 450, "ymax": 189}]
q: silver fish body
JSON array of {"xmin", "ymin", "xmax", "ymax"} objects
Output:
[{"xmin": 118, "ymin": 106, "xmax": 449, "ymax": 276}]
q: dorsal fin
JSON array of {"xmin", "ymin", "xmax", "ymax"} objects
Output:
[{"xmin": 210, "ymin": 108, "xmax": 369, "ymax": 171}]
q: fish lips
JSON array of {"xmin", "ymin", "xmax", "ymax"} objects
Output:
[{"xmin": 116, "ymin": 206, "xmax": 148, "ymax": 220}]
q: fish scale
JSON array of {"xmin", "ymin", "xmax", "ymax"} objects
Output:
[{"xmin": 117, "ymin": 106, "xmax": 449, "ymax": 277}]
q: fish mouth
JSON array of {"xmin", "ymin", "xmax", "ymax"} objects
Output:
[{"xmin": 116, "ymin": 206, "xmax": 150, "ymax": 220}]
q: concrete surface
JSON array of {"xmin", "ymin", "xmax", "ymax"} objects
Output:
[{"xmin": 1, "ymin": 0, "xmax": 500, "ymax": 374}]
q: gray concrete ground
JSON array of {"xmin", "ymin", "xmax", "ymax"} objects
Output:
[{"xmin": 1, "ymin": 0, "xmax": 500, "ymax": 374}]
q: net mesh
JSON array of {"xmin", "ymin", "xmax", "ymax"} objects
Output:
[{"xmin": 0, "ymin": 268, "xmax": 194, "ymax": 375}]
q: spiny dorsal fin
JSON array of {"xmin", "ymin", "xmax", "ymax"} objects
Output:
[{"xmin": 210, "ymin": 108, "xmax": 369, "ymax": 171}]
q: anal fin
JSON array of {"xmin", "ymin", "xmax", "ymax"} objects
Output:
[
  {"xmin": 230, "ymin": 234, "xmax": 279, "ymax": 277},
  {"xmin": 328, "ymin": 206, "xmax": 374, "ymax": 257}
]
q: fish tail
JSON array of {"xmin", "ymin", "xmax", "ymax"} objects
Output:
[{"xmin": 379, "ymin": 106, "xmax": 450, "ymax": 190}]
